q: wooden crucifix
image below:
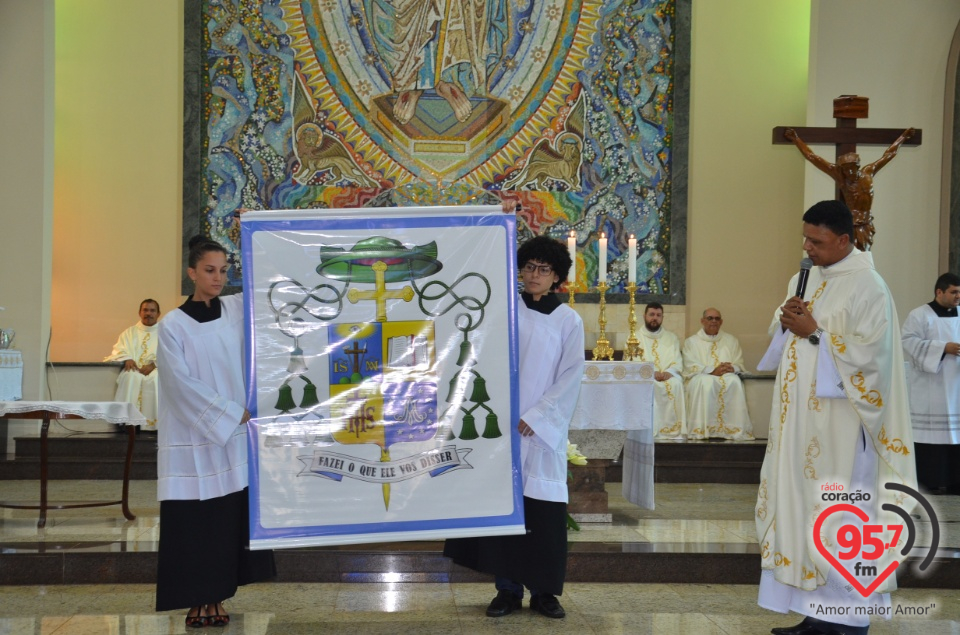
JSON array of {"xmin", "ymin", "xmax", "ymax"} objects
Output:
[{"xmin": 773, "ymin": 95, "xmax": 922, "ymax": 251}]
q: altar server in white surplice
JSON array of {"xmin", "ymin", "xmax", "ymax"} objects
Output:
[
  {"xmin": 445, "ymin": 234, "xmax": 583, "ymax": 620},
  {"xmin": 901, "ymin": 272, "xmax": 960, "ymax": 494},
  {"xmin": 635, "ymin": 302, "xmax": 686, "ymax": 439},
  {"xmin": 682, "ymin": 308, "xmax": 753, "ymax": 440},
  {"xmin": 104, "ymin": 299, "xmax": 161, "ymax": 431},
  {"xmin": 756, "ymin": 200, "xmax": 916, "ymax": 635},
  {"xmin": 155, "ymin": 236, "xmax": 274, "ymax": 625}
]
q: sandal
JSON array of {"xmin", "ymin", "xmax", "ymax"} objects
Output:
[
  {"xmin": 185, "ymin": 606, "xmax": 207, "ymax": 629},
  {"xmin": 206, "ymin": 602, "xmax": 230, "ymax": 627}
]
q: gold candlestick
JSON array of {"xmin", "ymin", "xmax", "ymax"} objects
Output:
[
  {"xmin": 592, "ymin": 282, "xmax": 614, "ymax": 361},
  {"xmin": 624, "ymin": 282, "xmax": 643, "ymax": 360},
  {"xmin": 567, "ymin": 281, "xmax": 576, "ymax": 307}
]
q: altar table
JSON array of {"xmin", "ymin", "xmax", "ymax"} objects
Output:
[
  {"xmin": 570, "ymin": 361, "xmax": 655, "ymax": 432},
  {"xmin": 568, "ymin": 362, "xmax": 656, "ymax": 515},
  {"xmin": 0, "ymin": 401, "xmax": 144, "ymax": 527}
]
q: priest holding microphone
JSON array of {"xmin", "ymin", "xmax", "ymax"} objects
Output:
[{"xmin": 756, "ymin": 200, "xmax": 916, "ymax": 635}]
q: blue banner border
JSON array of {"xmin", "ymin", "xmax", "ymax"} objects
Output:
[{"xmin": 240, "ymin": 210, "xmax": 522, "ymax": 543}]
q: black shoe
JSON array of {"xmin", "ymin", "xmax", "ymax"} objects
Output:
[
  {"xmin": 486, "ymin": 590, "xmax": 521, "ymax": 617},
  {"xmin": 530, "ymin": 594, "xmax": 565, "ymax": 619},
  {"xmin": 771, "ymin": 617, "xmax": 827, "ymax": 635}
]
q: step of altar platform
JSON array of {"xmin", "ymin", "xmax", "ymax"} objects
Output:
[
  {"xmin": 600, "ymin": 440, "xmax": 767, "ymax": 485},
  {"xmin": 653, "ymin": 440, "xmax": 766, "ymax": 484},
  {"xmin": 3, "ymin": 481, "xmax": 958, "ymax": 587},
  {"xmin": 2, "ymin": 540, "xmax": 957, "ymax": 588},
  {"xmin": 0, "ymin": 433, "xmax": 158, "ymax": 480},
  {"xmin": 0, "ymin": 436, "xmax": 768, "ymax": 483}
]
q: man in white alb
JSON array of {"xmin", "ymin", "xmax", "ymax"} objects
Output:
[
  {"xmin": 682, "ymin": 308, "xmax": 753, "ymax": 440},
  {"xmin": 635, "ymin": 302, "xmax": 686, "ymax": 439},
  {"xmin": 901, "ymin": 272, "xmax": 960, "ymax": 494},
  {"xmin": 756, "ymin": 200, "xmax": 916, "ymax": 635},
  {"xmin": 105, "ymin": 299, "xmax": 160, "ymax": 432}
]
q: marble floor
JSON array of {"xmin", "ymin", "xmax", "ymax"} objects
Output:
[
  {"xmin": 0, "ymin": 481, "xmax": 958, "ymax": 633},
  {"xmin": 2, "ymin": 582, "xmax": 960, "ymax": 634}
]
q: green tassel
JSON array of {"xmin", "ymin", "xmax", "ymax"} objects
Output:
[
  {"xmin": 274, "ymin": 384, "xmax": 296, "ymax": 413},
  {"xmin": 286, "ymin": 346, "xmax": 308, "ymax": 374},
  {"xmin": 446, "ymin": 370, "xmax": 464, "ymax": 403},
  {"xmin": 468, "ymin": 375, "xmax": 490, "ymax": 404},
  {"xmin": 459, "ymin": 413, "xmax": 478, "ymax": 440},
  {"xmin": 481, "ymin": 411, "xmax": 501, "ymax": 438},
  {"xmin": 311, "ymin": 421, "xmax": 335, "ymax": 446},
  {"xmin": 456, "ymin": 339, "xmax": 475, "ymax": 367},
  {"xmin": 299, "ymin": 382, "xmax": 319, "ymax": 409}
]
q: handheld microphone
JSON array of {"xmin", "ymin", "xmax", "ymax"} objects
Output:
[{"xmin": 795, "ymin": 258, "xmax": 814, "ymax": 299}]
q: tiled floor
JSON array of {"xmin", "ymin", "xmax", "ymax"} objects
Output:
[
  {"xmin": 1, "ymin": 582, "xmax": 959, "ymax": 634},
  {"xmin": 1, "ymin": 480, "xmax": 958, "ymax": 633}
]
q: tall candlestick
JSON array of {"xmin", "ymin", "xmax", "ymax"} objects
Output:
[
  {"xmin": 598, "ymin": 233, "xmax": 607, "ymax": 283},
  {"xmin": 567, "ymin": 231, "xmax": 576, "ymax": 284},
  {"xmin": 628, "ymin": 234, "xmax": 637, "ymax": 284}
]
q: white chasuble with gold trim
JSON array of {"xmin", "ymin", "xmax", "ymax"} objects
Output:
[
  {"xmin": 682, "ymin": 329, "xmax": 753, "ymax": 440},
  {"xmin": 756, "ymin": 249, "xmax": 916, "ymax": 594},
  {"xmin": 636, "ymin": 327, "xmax": 686, "ymax": 439},
  {"xmin": 104, "ymin": 322, "xmax": 159, "ymax": 430}
]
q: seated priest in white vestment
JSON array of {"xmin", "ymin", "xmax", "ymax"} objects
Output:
[
  {"xmin": 682, "ymin": 308, "xmax": 753, "ymax": 440},
  {"xmin": 902, "ymin": 272, "xmax": 960, "ymax": 494},
  {"xmin": 634, "ymin": 302, "xmax": 686, "ymax": 439},
  {"xmin": 104, "ymin": 299, "xmax": 160, "ymax": 431}
]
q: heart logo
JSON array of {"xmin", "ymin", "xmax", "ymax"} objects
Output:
[{"xmin": 812, "ymin": 503, "xmax": 901, "ymax": 597}]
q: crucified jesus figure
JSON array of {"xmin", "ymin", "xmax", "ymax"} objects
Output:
[{"xmin": 784, "ymin": 127, "xmax": 915, "ymax": 251}]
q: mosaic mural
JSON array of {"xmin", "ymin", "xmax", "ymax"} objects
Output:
[{"xmin": 184, "ymin": 0, "xmax": 688, "ymax": 298}]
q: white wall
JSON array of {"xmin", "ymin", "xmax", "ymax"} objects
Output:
[
  {"xmin": 0, "ymin": 0, "xmax": 55, "ymax": 400},
  {"xmin": 807, "ymin": 0, "xmax": 960, "ymax": 317}
]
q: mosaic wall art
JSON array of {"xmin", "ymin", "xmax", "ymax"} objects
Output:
[{"xmin": 183, "ymin": 0, "xmax": 689, "ymax": 300}]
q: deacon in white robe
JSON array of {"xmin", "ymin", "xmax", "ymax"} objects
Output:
[
  {"xmin": 682, "ymin": 308, "xmax": 753, "ymax": 440},
  {"xmin": 634, "ymin": 303, "xmax": 686, "ymax": 439},
  {"xmin": 756, "ymin": 201, "xmax": 916, "ymax": 634},
  {"xmin": 104, "ymin": 299, "xmax": 161, "ymax": 431},
  {"xmin": 901, "ymin": 272, "xmax": 960, "ymax": 493}
]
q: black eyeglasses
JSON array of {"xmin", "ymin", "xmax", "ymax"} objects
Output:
[{"xmin": 522, "ymin": 263, "xmax": 554, "ymax": 276}]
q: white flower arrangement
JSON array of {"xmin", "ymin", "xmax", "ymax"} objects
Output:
[{"xmin": 566, "ymin": 441, "xmax": 587, "ymax": 466}]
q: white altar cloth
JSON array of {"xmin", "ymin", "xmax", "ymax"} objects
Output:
[
  {"xmin": 570, "ymin": 361, "xmax": 655, "ymax": 430},
  {"xmin": 0, "ymin": 401, "xmax": 146, "ymax": 425}
]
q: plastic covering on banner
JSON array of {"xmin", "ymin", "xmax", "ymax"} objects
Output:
[{"xmin": 240, "ymin": 206, "xmax": 524, "ymax": 549}]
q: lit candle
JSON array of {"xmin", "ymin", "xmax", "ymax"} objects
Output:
[
  {"xmin": 628, "ymin": 234, "xmax": 637, "ymax": 284},
  {"xmin": 567, "ymin": 231, "xmax": 576, "ymax": 284},
  {"xmin": 598, "ymin": 233, "xmax": 607, "ymax": 283}
]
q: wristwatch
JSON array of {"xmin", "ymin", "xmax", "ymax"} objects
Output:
[{"xmin": 808, "ymin": 327, "xmax": 824, "ymax": 346}]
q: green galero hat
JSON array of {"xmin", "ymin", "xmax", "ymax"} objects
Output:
[{"xmin": 316, "ymin": 236, "xmax": 442, "ymax": 283}]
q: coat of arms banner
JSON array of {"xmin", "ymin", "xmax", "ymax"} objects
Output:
[{"xmin": 240, "ymin": 206, "xmax": 523, "ymax": 548}]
